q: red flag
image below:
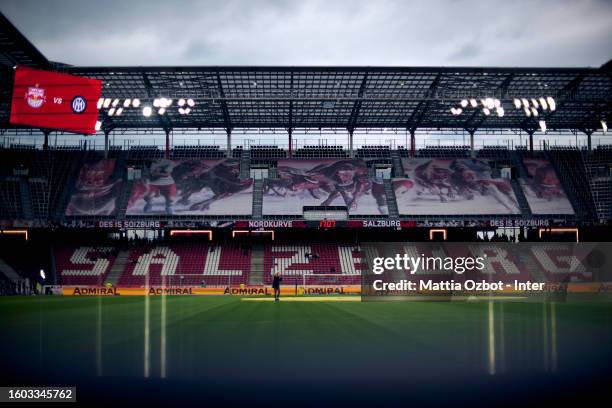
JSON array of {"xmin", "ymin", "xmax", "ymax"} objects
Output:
[{"xmin": 10, "ymin": 66, "xmax": 102, "ymax": 134}]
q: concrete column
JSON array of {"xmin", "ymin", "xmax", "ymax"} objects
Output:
[
  {"xmin": 288, "ymin": 128, "xmax": 293, "ymax": 158},
  {"xmin": 348, "ymin": 128, "xmax": 354, "ymax": 158},
  {"xmin": 587, "ymin": 131, "xmax": 592, "ymax": 152},
  {"xmin": 410, "ymin": 129, "xmax": 416, "ymax": 158},
  {"xmin": 226, "ymin": 128, "xmax": 232, "ymax": 155},
  {"xmin": 43, "ymin": 130, "xmax": 50, "ymax": 150},
  {"xmin": 165, "ymin": 129, "xmax": 170, "ymax": 159},
  {"xmin": 469, "ymin": 130, "xmax": 475, "ymax": 158},
  {"xmin": 104, "ymin": 130, "xmax": 109, "ymax": 159}
]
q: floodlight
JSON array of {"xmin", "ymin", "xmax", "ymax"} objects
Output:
[
  {"xmin": 539, "ymin": 120, "xmax": 547, "ymax": 133},
  {"xmin": 143, "ymin": 106, "xmax": 152, "ymax": 117}
]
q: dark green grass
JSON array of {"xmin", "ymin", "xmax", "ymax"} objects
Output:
[{"xmin": 0, "ymin": 296, "xmax": 610, "ymax": 383}]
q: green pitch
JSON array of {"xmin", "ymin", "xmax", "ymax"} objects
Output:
[{"xmin": 0, "ymin": 296, "xmax": 610, "ymax": 382}]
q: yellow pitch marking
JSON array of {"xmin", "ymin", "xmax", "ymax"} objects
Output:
[{"xmin": 241, "ymin": 296, "xmax": 360, "ymax": 302}]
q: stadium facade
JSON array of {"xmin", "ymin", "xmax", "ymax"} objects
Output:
[{"xmin": 0, "ymin": 12, "xmax": 611, "ymax": 292}]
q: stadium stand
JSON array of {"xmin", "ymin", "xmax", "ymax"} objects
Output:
[
  {"xmin": 250, "ymin": 145, "xmax": 287, "ymax": 159},
  {"xmin": 545, "ymin": 146, "xmax": 597, "ymax": 219},
  {"xmin": 231, "ymin": 146, "xmax": 244, "ymax": 158},
  {"xmin": 0, "ymin": 144, "xmax": 609, "ymax": 220},
  {"xmin": 357, "ymin": 145, "xmax": 391, "ymax": 158},
  {"xmin": 294, "ymin": 146, "xmax": 348, "ymax": 158},
  {"xmin": 418, "ymin": 146, "xmax": 470, "ymax": 158},
  {"xmin": 0, "ymin": 180, "xmax": 24, "ymax": 219},
  {"xmin": 55, "ymin": 246, "xmax": 117, "ymax": 286},
  {"xmin": 584, "ymin": 145, "xmax": 612, "ymax": 221},
  {"xmin": 49, "ymin": 239, "xmax": 599, "ymax": 290},
  {"xmin": 114, "ymin": 243, "xmax": 251, "ymax": 287},
  {"xmin": 127, "ymin": 145, "xmax": 163, "ymax": 164},
  {"xmin": 263, "ymin": 243, "xmax": 365, "ymax": 285},
  {"xmin": 171, "ymin": 145, "xmax": 226, "ymax": 159}
]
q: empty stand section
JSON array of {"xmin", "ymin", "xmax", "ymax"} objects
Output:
[{"xmin": 263, "ymin": 243, "xmax": 365, "ymax": 285}]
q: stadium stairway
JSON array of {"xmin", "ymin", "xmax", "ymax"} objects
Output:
[
  {"xmin": 546, "ymin": 149, "xmax": 596, "ymax": 221},
  {"xmin": 509, "ymin": 151, "xmax": 534, "ymax": 216},
  {"xmin": 55, "ymin": 151, "xmax": 86, "ymax": 221},
  {"xmin": 516, "ymin": 251, "xmax": 547, "ymax": 283},
  {"xmin": 252, "ymin": 179, "xmax": 263, "ymax": 219},
  {"xmin": 248, "ymin": 244, "xmax": 265, "ymax": 285},
  {"xmin": 383, "ymin": 179, "xmax": 399, "ymax": 217},
  {"xmin": 510, "ymin": 151, "xmax": 529, "ymax": 179},
  {"xmin": 509, "ymin": 179, "xmax": 532, "ymax": 217},
  {"xmin": 104, "ymin": 250, "xmax": 130, "ymax": 286},
  {"xmin": 0, "ymin": 257, "xmax": 21, "ymax": 280},
  {"xmin": 115, "ymin": 179, "xmax": 134, "ymax": 220},
  {"xmin": 18, "ymin": 178, "xmax": 33, "ymax": 219},
  {"xmin": 582, "ymin": 150, "xmax": 612, "ymax": 222},
  {"xmin": 390, "ymin": 150, "xmax": 403, "ymax": 177},
  {"xmin": 239, "ymin": 150, "xmax": 251, "ymax": 179}
]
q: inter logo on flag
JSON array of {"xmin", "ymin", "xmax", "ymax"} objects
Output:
[{"xmin": 71, "ymin": 96, "xmax": 87, "ymax": 113}]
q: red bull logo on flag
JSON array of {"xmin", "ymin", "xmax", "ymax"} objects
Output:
[{"xmin": 10, "ymin": 66, "xmax": 101, "ymax": 134}]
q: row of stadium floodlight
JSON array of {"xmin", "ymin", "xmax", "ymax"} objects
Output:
[{"xmin": 96, "ymin": 97, "xmax": 197, "ymax": 118}]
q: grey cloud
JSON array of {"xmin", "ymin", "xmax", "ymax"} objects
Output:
[
  {"xmin": 0, "ymin": 0, "xmax": 610, "ymax": 67},
  {"xmin": 449, "ymin": 44, "xmax": 482, "ymax": 60}
]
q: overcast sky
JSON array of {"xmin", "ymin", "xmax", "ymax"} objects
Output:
[{"xmin": 1, "ymin": 0, "xmax": 611, "ymax": 67}]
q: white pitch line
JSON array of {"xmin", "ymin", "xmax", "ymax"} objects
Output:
[{"xmin": 488, "ymin": 301, "xmax": 495, "ymax": 375}]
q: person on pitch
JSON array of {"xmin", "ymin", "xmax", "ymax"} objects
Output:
[{"xmin": 272, "ymin": 272, "xmax": 282, "ymax": 301}]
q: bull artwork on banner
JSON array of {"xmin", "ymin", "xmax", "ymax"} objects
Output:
[
  {"xmin": 519, "ymin": 158, "xmax": 574, "ymax": 214},
  {"xmin": 126, "ymin": 158, "xmax": 253, "ymax": 215},
  {"xmin": 263, "ymin": 159, "xmax": 388, "ymax": 215},
  {"xmin": 65, "ymin": 159, "xmax": 123, "ymax": 216},
  {"xmin": 394, "ymin": 158, "xmax": 520, "ymax": 215}
]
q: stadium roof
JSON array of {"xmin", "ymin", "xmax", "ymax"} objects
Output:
[{"xmin": 0, "ymin": 12, "xmax": 610, "ymax": 135}]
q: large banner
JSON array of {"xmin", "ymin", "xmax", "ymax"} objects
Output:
[
  {"xmin": 65, "ymin": 159, "xmax": 122, "ymax": 216},
  {"xmin": 126, "ymin": 158, "xmax": 253, "ymax": 215},
  {"xmin": 10, "ymin": 66, "xmax": 101, "ymax": 134},
  {"xmin": 394, "ymin": 158, "xmax": 520, "ymax": 215},
  {"xmin": 263, "ymin": 159, "xmax": 388, "ymax": 215},
  {"xmin": 520, "ymin": 158, "xmax": 574, "ymax": 214}
]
